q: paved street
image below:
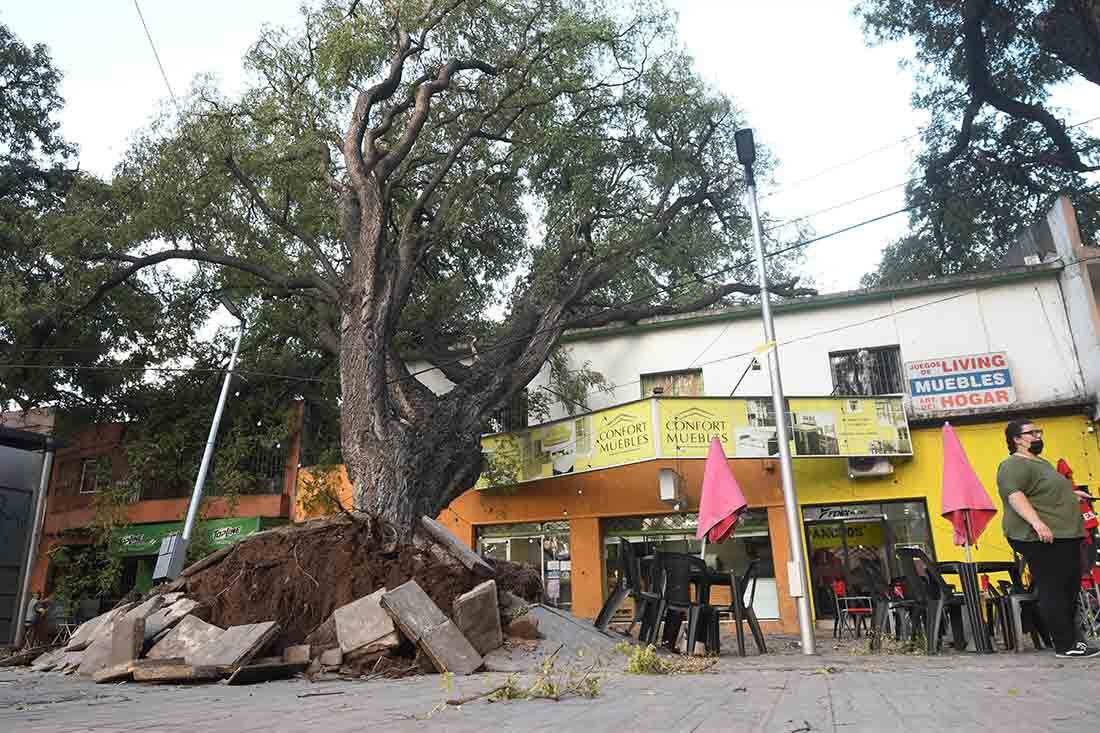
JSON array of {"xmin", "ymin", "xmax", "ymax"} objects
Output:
[{"xmin": 4, "ymin": 647, "xmax": 1100, "ymax": 732}]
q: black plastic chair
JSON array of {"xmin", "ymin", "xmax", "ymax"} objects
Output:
[
  {"xmin": 594, "ymin": 538, "xmax": 635, "ymax": 633},
  {"xmin": 651, "ymin": 552, "xmax": 720, "ymax": 655},
  {"xmin": 1000, "ymin": 555, "xmax": 1051, "ymax": 652},
  {"xmin": 895, "ymin": 547, "xmax": 967, "ymax": 654},
  {"xmin": 862, "ymin": 559, "xmax": 920, "ymax": 651},
  {"xmin": 726, "ymin": 559, "xmax": 767, "ymax": 655}
]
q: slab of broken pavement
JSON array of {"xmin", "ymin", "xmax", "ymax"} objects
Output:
[{"xmin": 4, "ymin": 514, "xmax": 1100, "ymax": 731}]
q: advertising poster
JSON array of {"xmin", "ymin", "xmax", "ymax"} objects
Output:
[
  {"xmin": 479, "ymin": 395, "xmax": 912, "ymax": 488},
  {"xmin": 658, "ymin": 399, "xmax": 736, "ymax": 457},
  {"xmin": 905, "ymin": 351, "xmax": 1016, "ymax": 412}
]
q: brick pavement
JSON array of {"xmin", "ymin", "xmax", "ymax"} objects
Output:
[{"xmin": 3, "ymin": 646, "xmax": 1100, "ymax": 732}]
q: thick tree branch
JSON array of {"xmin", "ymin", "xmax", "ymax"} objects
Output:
[
  {"xmin": 224, "ymin": 153, "xmax": 344, "ymax": 287},
  {"xmin": 562, "ymin": 280, "xmax": 813, "ymax": 331},
  {"xmin": 81, "ymin": 249, "xmax": 339, "ymax": 314}
]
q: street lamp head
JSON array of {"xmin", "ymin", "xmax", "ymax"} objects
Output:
[
  {"xmin": 217, "ymin": 294, "xmax": 246, "ymax": 324},
  {"xmin": 735, "ymin": 128, "xmax": 756, "ymax": 168}
]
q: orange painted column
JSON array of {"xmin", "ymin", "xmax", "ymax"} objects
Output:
[
  {"xmin": 767, "ymin": 505, "xmax": 801, "ymax": 634},
  {"xmin": 438, "ymin": 507, "xmax": 476, "ymax": 549},
  {"xmin": 569, "ymin": 516, "xmax": 603, "ymax": 619}
]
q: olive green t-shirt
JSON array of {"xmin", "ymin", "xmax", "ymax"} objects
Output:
[{"xmin": 996, "ymin": 455, "xmax": 1084, "ymax": 542}]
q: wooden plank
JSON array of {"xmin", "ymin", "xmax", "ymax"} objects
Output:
[
  {"xmin": 132, "ymin": 662, "xmax": 221, "ymax": 683},
  {"xmin": 225, "ymin": 661, "xmax": 309, "ymax": 686},
  {"xmin": 420, "ymin": 516, "xmax": 495, "ymax": 578},
  {"xmin": 93, "ymin": 661, "xmax": 135, "ymax": 684},
  {"xmin": 419, "ymin": 620, "xmax": 482, "ymax": 676},
  {"xmin": 0, "ymin": 646, "xmax": 49, "ymax": 667},
  {"xmin": 380, "ymin": 580, "xmax": 447, "ymax": 643}
]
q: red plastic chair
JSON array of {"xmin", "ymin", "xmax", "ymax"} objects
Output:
[{"xmin": 832, "ymin": 579, "xmax": 873, "ymax": 638}]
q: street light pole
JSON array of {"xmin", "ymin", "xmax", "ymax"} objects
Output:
[
  {"xmin": 736, "ymin": 128, "xmax": 816, "ymax": 655},
  {"xmin": 154, "ymin": 300, "xmax": 245, "ymax": 581}
]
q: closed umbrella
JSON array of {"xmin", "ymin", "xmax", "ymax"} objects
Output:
[
  {"xmin": 940, "ymin": 421, "xmax": 998, "ymax": 561},
  {"xmin": 696, "ymin": 437, "xmax": 748, "ymax": 545},
  {"xmin": 940, "ymin": 421, "xmax": 998, "ymax": 653}
]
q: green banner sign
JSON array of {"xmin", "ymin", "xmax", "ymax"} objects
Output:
[{"xmin": 112, "ymin": 516, "xmax": 276, "ymax": 557}]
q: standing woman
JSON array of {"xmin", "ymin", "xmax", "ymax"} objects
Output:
[{"xmin": 997, "ymin": 419, "xmax": 1098, "ymax": 658}]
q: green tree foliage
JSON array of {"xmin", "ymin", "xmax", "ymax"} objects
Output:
[
  {"xmin": 0, "ymin": 22, "xmax": 203, "ymax": 421},
  {"xmin": 856, "ymin": 0, "xmax": 1100, "ymax": 287},
  {"xmin": 65, "ymin": 1, "xmax": 810, "ymax": 534}
]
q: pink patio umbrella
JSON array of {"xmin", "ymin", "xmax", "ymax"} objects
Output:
[
  {"xmin": 696, "ymin": 438, "xmax": 749, "ymax": 549},
  {"xmin": 941, "ymin": 422, "xmax": 998, "ymax": 561}
]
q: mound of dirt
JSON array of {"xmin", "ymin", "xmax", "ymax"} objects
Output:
[{"xmin": 178, "ymin": 515, "xmax": 541, "ymax": 653}]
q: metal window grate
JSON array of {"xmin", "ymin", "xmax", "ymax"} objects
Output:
[{"xmin": 829, "ymin": 346, "xmax": 904, "ymax": 395}]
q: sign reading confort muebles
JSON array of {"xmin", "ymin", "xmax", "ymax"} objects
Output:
[
  {"xmin": 478, "ymin": 395, "xmax": 911, "ymax": 488},
  {"xmin": 905, "ymin": 352, "xmax": 1016, "ymax": 412}
]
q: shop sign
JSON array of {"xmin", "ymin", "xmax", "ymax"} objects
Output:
[
  {"xmin": 906, "ymin": 351, "xmax": 1016, "ymax": 412},
  {"xmin": 478, "ymin": 394, "xmax": 912, "ymax": 489},
  {"xmin": 807, "ymin": 521, "xmax": 884, "ymax": 550},
  {"xmin": 804, "ymin": 505, "xmax": 880, "ymax": 521},
  {"xmin": 111, "ymin": 516, "xmax": 266, "ymax": 557}
]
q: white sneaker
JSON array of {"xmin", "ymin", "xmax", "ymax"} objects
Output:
[{"xmin": 1055, "ymin": 642, "xmax": 1100, "ymax": 659}]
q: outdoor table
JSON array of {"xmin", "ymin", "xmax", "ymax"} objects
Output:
[
  {"xmin": 695, "ymin": 569, "xmax": 765, "ymax": 656},
  {"xmin": 937, "ymin": 561, "xmax": 1017, "ymax": 653}
]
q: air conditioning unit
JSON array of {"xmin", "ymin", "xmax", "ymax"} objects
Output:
[{"xmin": 847, "ymin": 457, "xmax": 894, "ymax": 479}]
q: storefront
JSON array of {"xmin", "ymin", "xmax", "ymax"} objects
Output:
[
  {"xmin": 112, "ymin": 516, "xmax": 284, "ymax": 594},
  {"xmin": 478, "ymin": 520, "xmax": 572, "ymax": 609},
  {"xmin": 802, "ymin": 500, "xmax": 933, "ymax": 617}
]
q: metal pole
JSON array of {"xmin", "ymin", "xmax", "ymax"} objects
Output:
[
  {"xmin": 181, "ymin": 319, "xmax": 245, "ymax": 542},
  {"xmin": 13, "ymin": 445, "xmax": 55, "ymax": 649},
  {"xmin": 737, "ymin": 128, "xmax": 816, "ymax": 655}
]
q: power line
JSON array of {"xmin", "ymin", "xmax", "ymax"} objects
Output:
[
  {"xmin": 761, "ymin": 132, "xmax": 920, "ymax": 200},
  {"xmin": 134, "ymin": 0, "xmax": 181, "ymax": 113}
]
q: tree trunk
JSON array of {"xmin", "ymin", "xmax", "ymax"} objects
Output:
[{"xmin": 339, "ymin": 329, "xmax": 485, "ymax": 541}]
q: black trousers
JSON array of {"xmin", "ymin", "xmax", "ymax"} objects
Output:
[{"xmin": 1011, "ymin": 538, "xmax": 1082, "ymax": 652}]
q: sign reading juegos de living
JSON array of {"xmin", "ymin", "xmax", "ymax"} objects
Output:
[{"xmin": 905, "ymin": 351, "xmax": 1016, "ymax": 412}]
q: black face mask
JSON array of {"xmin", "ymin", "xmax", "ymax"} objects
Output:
[{"xmin": 1028, "ymin": 439, "xmax": 1044, "ymax": 456}]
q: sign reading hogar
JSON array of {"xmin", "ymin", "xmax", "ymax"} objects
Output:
[{"xmin": 906, "ymin": 351, "xmax": 1016, "ymax": 411}]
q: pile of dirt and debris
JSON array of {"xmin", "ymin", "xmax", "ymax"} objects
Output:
[{"xmin": 14, "ymin": 514, "xmax": 556, "ymax": 686}]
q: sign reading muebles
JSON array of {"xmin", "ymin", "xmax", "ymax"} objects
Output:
[
  {"xmin": 905, "ymin": 352, "xmax": 1016, "ymax": 412},
  {"xmin": 478, "ymin": 395, "xmax": 911, "ymax": 488}
]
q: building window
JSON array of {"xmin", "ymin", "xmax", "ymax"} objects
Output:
[
  {"xmin": 829, "ymin": 346, "xmax": 904, "ymax": 395},
  {"xmin": 487, "ymin": 390, "xmax": 529, "ymax": 434},
  {"xmin": 477, "ymin": 520, "xmax": 571, "ymax": 608},
  {"xmin": 641, "ymin": 369, "xmax": 704, "ymax": 397},
  {"xmin": 79, "ymin": 458, "xmax": 106, "ymax": 494}
]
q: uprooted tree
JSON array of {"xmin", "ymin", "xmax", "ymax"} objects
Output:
[{"xmin": 79, "ymin": 0, "xmax": 811, "ymax": 538}]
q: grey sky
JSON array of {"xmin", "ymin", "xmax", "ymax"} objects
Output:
[{"xmin": 4, "ymin": 1, "xmax": 1096, "ymax": 294}]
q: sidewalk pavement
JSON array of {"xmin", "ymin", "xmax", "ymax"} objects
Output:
[{"xmin": 3, "ymin": 645, "xmax": 1099, "ymax": 732}]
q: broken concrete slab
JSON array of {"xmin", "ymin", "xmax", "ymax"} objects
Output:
[
  {"xmin": 319, "ymin": 648, "xmax": 343, "ymax": 668},
  {"xmin": 0, "ymin": 646, "xmax": 48, "ymax": 667},
  {"xmin": 380, "ymin": 580, "xmax": 447, "ymax": 643},
  {"xmin": 54, "ymin": 651, "xmax": 85, "ymax": 674},
  {"xmin": 484, "ymin": 605, "xmax": 624, "ymax": 673},
  {"xmin": 345, "ymin": 631, "xmax": 401, "ymax": 662},
  {"xmin": 420, "ymin": 516, "xmax": 495, "ymax": 578},
  {"xmin": 143, "ymin": 598, "xmax": 200, "ymax": 640},
  {"xmin": 78, "ymin": 597, "xmax": 167, "ymax": 676},
  {"xmin": 189, "ymin": 620, "xmax": 278, "ymax": 670},
  {"xmin": 65, "ymin": 603, "xmax": 134, "ymax": 652},
  {"xmin": 284, "ymin": 644, "xmax": 311, "ymax": 665},
  {"xmin": 110, "ymin": 617, "xmax": 145, "ymax": 666},
  {"xmin": 131, "ymin": 661, "xmax": 220, "ymax": 684},
  {"xmin": 335, "ymin": 588, "xmax": 396, "ymax": 656},
  {"xmin": 122, "ymin": 595, "xmax": 166, "ymax": 624},
  {"xmin": 31, "ymin": 648, "xmax": 66, "ymax": 672},
  {"xmin": 147, "ymin": 615, "xmax": 224, "ymax": 661},
  {"xmin": 419, "ymin": 620, "xmax": 482, "ymax": 676},
  {"xmin": 453, "ymin": 579, "xmax": 503, "ymax": 656},
  {"xmin": 226, "ymin": 661, "xmax": 309, "ymax": 685}
]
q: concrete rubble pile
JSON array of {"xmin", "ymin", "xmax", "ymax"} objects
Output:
[{"xmin": 13, "ymin": 516, "xmax": 582, "ymax": 686}]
